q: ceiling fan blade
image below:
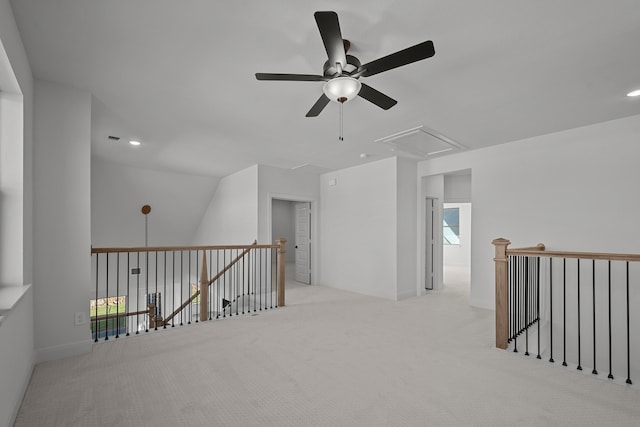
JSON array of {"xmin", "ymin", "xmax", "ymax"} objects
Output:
[
  {"xmin": 360, "ymin": 41, "xmax": 435, "ymax": 77},
  {"xmin": 255, "ymin": 73, "xmax": 327, "ymax": 82},
  {"xmin": 314, "ymin": 11, "xmax": 347, "ymax": 69},
  {"xmin": 358, "ymin": 83, "xmax": 397, "ymax": 110},
  {"xmin": 305, "ymin": 94, "xmax": 330, "ymax": 117}
]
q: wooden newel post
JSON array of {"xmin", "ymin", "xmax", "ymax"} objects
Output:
[
  {"xmin": 493, "ymin": 238, "xmax": 511, "ymax": 349},
  {"xmin": 276, "ymin": 238, "xmax": 287, "ymax": 307},
  {"xmin": 200, "ymin": 251, "xmax": 209, "ymax": 322}
]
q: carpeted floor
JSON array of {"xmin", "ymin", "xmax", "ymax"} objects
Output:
[{"xmin": 14, "ymin": 268, "xmax": 640, "ymax": 426}]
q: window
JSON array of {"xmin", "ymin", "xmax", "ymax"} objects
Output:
[{"xmin": 443, "ymin": 208, "xmax": 460, "ymax": 245}]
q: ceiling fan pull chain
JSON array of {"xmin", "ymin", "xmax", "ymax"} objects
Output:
[
  {"xmin": 338, "ymin": 97, "xmax": 347, "ymax": 141},
  {"xmin": 339, "ymin": 102, "xmax": 344, "ymax": 141}
]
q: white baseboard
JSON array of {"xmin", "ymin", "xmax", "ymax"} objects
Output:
[{"xmin": 35, "ymin": 339, "xmax": 93, "ymax": 363}]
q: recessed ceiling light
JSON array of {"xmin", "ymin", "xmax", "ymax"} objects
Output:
[
  {"xmin": 627, "ymin": 89, "xmax": 640, "ymax": 97},
  {"xmin": 129, "ymin": 140, "xmax": 141, "ymax": 146}
]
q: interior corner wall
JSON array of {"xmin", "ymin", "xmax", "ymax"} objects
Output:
[
  {"xmin": 396, "ymin": 157, "xmax": 417, "ymax": 300},
  {"xmin": 91, "ymin": 157, "xmax": 219, "ymax": 247},
  {"xmin": 418, "ymin": 113, "xmax": 640, "ymax": 309},
  {"xmin": 192, "ymin": 165, "xmax": 258, "ymax": 245},
  {"xmin": 33, "ymin": 79, "xmax": 92, "ymax": 362},
  {"xmin": 320, "ymin": 158, "xmax": 397, "ymax": 300}
]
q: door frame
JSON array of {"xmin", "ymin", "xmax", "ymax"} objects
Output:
[{"xmin": 267, "ymin": 193, "xmax": 317, "ymax": 285}]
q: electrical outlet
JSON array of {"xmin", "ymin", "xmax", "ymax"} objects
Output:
[{"xmin": 74, "ymin": 312, "xmax": 86, "ymax": 326}]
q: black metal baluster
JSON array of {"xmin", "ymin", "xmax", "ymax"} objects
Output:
[
  {"xmin": 163, "ymin": 251, "xmax": 167, "ymax": 329},
  {"xmin": 172, "ymin": 251, "xmax": 176, "ymax": 327},
  {"xmin": 126, "ymin": 253, "xmax": 131, "ymax": 336},
  {"xmin": 94, "ymin": 254, "xmax": 99, "ymax": 343},
  {"xmin": 145, "ymin": 249, "xmax": 149, "ymax": 333},
  {"xmin": 209, "ymin": 249, "xmax": 213, "ymax": 320},
  {"xmin": 514, "ymin": 256, "xmax": 518, "ymax": 352},
  {"xmin": 216, "ymin": 250, "xmax": 220, "ymax": 319},
  {"xmin": 236, "ymin": 249, "xmax": 239, "ymax": 316},
  {"xmin": 608, "ymin": 260, "xmax": 613, "ymax": 379},
  {"xmin": 259, "ymin": 249, "xmax": 263, "ymax": 311},
  {"xmin": 242, "ymin": 250, "xmax": 246, "ymax": 314},
  {"xmin": 180, "ymin": 251, "xmax": 184, "ymax": 326},
  {"xmin": 195, "ymin": 250, "xmax": 199, "ymax": 323},
  {"xmin": 105, "ymin": 253, "xmax": 109, "ymax": 340},
  {"xmin": 626, "ymin": 262, "xmax": 632, "ymax": 385},
  {"xmin": 507, "ymin": 256, "xmax": 513, "ymax": 342},
  {"xmin": 136, "ymin": 252, "xmax": 140, "ymax": 334},
  {"xmin": 274, "ymin": 247, "xmax": 278, "ymax": 308},
  {"xmin": 154, "ymin": 251, "xmax": 158, "ymax": 331},
  {"xmin": 592, "ymin": 259, "xmax": 597, "ymax": 375},
  {"xmin": 188, "ymin": 251, "xmax": 192, "ymax": 324},
  {"xmin": 577, "ymin": 259, "xmax": 582, "ymax": 371},
  {"xmin": 536, "ymin": 257, "xmax": 541, "ymax": 359},
  {"xmin": 562, "ymin": 258, "xmax": 566, "ymax": 366},
  {"xmin": 223, "ymin": 250, "xmax": 227, "ymax": 318},
  {"xmin": 116, "ymin": 253, "xmax": 120, "ymax": 339},
  {"xmin": 253, "ymin": 248, "xmax": 257, "ymax": 312},
  {"xmin": 525, "ymin": 257, "xmax": 530, "ymax": 356},
  {"xmin": 549, "ymin": 258, "xmax": 554, "ymax": 363}
]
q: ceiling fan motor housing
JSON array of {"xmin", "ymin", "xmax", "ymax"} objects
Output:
[{"xmin": 323, "ymin": 54, "xmax": 361, "ymax": 78}]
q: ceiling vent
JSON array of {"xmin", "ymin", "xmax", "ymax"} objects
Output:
[
  {"xmin": 107, "ymin": 135, "xmax": 121, "ymax": 142},
  {"xmin": 373, "ymin": 125, "xmax": 465, "ymax": 158}
]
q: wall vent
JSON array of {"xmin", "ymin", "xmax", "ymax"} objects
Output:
[{"xmin": 373, "ymin": 125, "xmax": 465, "ymax": 158}]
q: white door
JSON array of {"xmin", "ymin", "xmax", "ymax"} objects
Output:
[{"xmin": 294, "ymin": 202, "xmax": 311, "ymax": 284}]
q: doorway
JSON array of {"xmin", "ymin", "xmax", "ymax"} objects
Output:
[
  {"xmin": 443, "ymin": 203, "xmax": 471, "ymax": 293},
  {"xmin": 271, "ymin": 199, "xmax": 311, "ymax": 284}
]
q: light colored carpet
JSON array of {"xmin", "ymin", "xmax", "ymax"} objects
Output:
[{"xmin": 15, "ymin": 268, "xmax": 640, "ymax": 426}]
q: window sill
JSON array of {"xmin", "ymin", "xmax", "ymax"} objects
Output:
[{"xmin": 0, "ymin": 284, "xmax": 32, "ymax": 327}]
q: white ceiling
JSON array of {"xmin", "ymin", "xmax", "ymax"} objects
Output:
[{"xmin": 10, "ymin": 0, "xmax": 640, "ymax": 177}]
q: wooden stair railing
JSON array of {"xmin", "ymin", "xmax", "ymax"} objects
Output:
[
  {"xmin": 493, "ymin": 238, "xmax": 640, "ymax": 349},
  {"xmin": 91, "ymin": 239, "xmax": 287, "ymax": 336}
]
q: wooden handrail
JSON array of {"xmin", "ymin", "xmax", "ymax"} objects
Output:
[
  {"xmin": 507, "ymin": 247, "xmax": 640, "ymax": 262},
  {"xmin": 91, "ymin": 243, "xmax": 275, "ymax": 254}
]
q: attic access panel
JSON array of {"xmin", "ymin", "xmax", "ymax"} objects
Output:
[{"xmin": 374, "ymin": 126, "xmax": 465, "ymax": 158}]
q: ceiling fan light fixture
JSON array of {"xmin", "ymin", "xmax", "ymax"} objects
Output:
[{"xmin": 323, "ymin": 77, "xmax": 361, "ymax": 103}]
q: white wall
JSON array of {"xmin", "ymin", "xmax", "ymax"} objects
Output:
[
  {"xmin": 192, "ymin": 165, "xmax": 258, "ymax": 245},
  {"xmin": 396, "ymin": 157, "xmax": 417, "ymax": 300},
  {"xmin": 33, "ymin": 79, "xmax": 92, "ymax": 362},
  {"xmin": 92, "ymin": 157, "xmax": 218, "ymax": 247},
  {"xmin": 321, "ymin": 158, "xmax": 397, "ymax": 299},
  {"xmin": 271, "ymin": 199, "xmax": 295, "ymax": 262},
  {"xmin": 0, "ymin": 1, "xmax": 35, "ymax": 425},
  {"xmin": 418, "ymin": 113, "xmax": 640, "ymax": 309},
  {"xmin": 444, "ymin": 173, "xmax": 471, "ymax": 203},
  {"xmin": 321, "ymin": 157, "xmax": 417, "ymax": 301}
]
